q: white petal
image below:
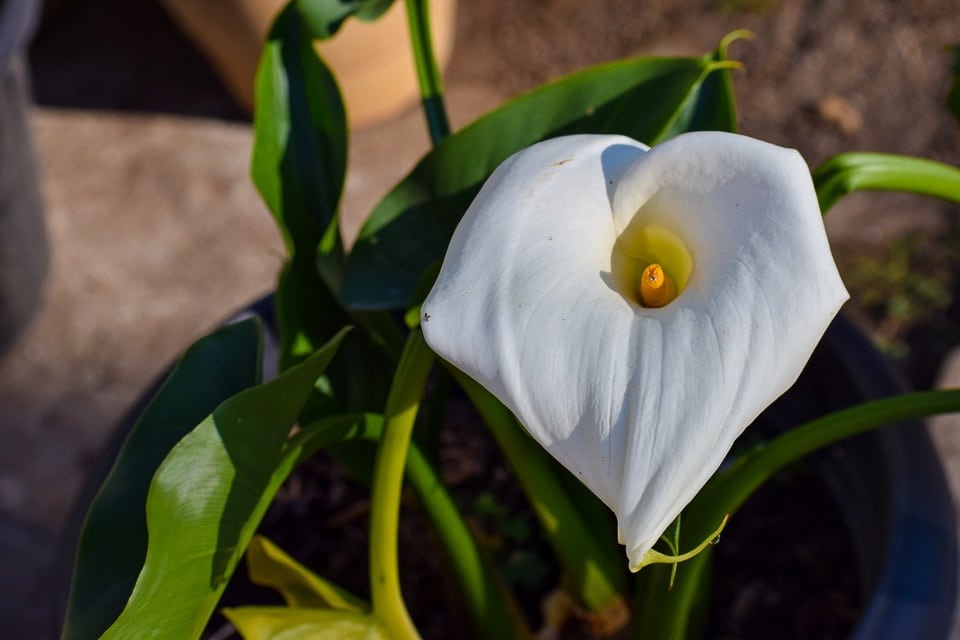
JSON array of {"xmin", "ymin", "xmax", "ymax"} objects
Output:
[{"xmin": 422, "ymin": 132, "xmax": 848, "ymax": 569}]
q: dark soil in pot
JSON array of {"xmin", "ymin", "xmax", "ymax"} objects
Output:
[{"xmin": 708, "ymin": 466, "xmax": 861, "ymax": 639}]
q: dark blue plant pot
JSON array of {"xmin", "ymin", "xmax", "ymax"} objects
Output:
[
  {"xmin": 831, "ymin": 319, "xmax": 956, "ymax": 639},
  {"xmin": 753, "ymin": 315, "xmax": 958, "ymax": 639}
]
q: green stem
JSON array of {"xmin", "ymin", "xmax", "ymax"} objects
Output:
[
  {"xmin": 813, "ymin": 152, "xmax": 960, "ymax": 214},
  {"xmin": 294, "ymin": 413, "xmax": 530, "ymax": 638},
  {"xmin": 404, "ymin": 440, "xmax": 532, "ymax": 639},
  {"xmin": 369, "ymin": 330, "xmax": 435, "ymax": 639},
  {"xmin": 404, "ymin": 0, "xmax": 451, "ymax": 145},
  {"xmin": 449, "ymin": 368, "xmax": 627, "ymax": 615}
]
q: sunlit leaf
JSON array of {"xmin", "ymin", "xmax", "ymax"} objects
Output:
[
  {"xmin": 253, "ymin": 2, "xmax": 347, "ymax": 290},
  {"xmin": 61, "ymin": 320, "xmax": 264, "ymax": 640},
  {"xmin": 98, "ymin": 329, "xmax": 350, "ymax": 639},
  {"xmin": 252, "ymin": 5, "xmax": 396, "ymax": 424},
  {"xmin": 246, "ymin": 535, "xmax": 368, "ymax": 612},
  {"xmin": 224, "ymin": 606, "xmax": 388, "ymax": 640},
  {"xmin": 296, "ymin": 0, "xmax": 394, "ymax": 40}
]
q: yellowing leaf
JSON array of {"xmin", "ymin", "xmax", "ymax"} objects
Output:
[
  {"xmin": 246, "ymin": 535, "xmax": 367, "ymax": 612},
  {"xmin": 224, "ymin": 607, "xmax": 387, "ymax": 640}
]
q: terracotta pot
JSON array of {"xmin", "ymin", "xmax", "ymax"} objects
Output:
[{"xmin": 160, "ymin": 0, "xmax": 457, "ymax": 128}]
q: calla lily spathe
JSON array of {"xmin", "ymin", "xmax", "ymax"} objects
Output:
[{"xmin": 421, "ymin": 132, "xmax": 848, "ymax": 570}]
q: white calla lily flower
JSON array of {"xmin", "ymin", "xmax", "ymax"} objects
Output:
[{"xmin": 421, "ymin": 132, "xmax": 848, "ymax": 570}]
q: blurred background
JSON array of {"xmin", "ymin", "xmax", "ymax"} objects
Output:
[{"xmin": 1, "ymin": 0, "xmax": 958, "ymax": 637}]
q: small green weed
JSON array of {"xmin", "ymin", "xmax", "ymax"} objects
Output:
[{"xmin": 847, "ymin": 230, "xmax": 957, "ymax": 359}]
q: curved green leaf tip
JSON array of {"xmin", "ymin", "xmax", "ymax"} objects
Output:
[
  {"xmin": 717, "ymin": 29, "xmax": 754, "ymax": 60},
  {"xmin": 61, "ymin": 319, "xmax": 264, "ymax": 640},
  {"xmin": 295, "ymin": 0, "xmax": 395, "ymax": 40}
]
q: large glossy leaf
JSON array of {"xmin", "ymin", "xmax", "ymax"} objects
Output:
[
  {"xmin": 659, "ymin": 33, "xmax": 741, "ymax": 140},
  {"xmin": 274, "ymin": 261, "xmax": 344, "ymax": 371},
  {"xmin": 61, "ymin": 320, "xmax": 264, "ymax": 640},
  {"xmin": 253, "ymin": 2, "xmax": 347, "ymax": 289},
  {"xmin": 274, "ymin": 247, "xmax": 392, "ymax": 427},
  {"xmin": 253, "ymin": 3, "xmax": 397, "ymax": 419},
  {"xmin": 98, "ymin": 329, "xmax": 350, "ymax": 639},
  {"xmin": 341, "ymin": 48, "xmax": 738, "ymax": 309},
  {"xmin": 224, "ymin": 607, "xmax": 388, "ymax": 640},
  {"xmin": 296, "ymin": 0, "xmax": 394, "ymax": 39}
]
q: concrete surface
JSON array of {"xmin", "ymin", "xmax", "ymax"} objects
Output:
[
  {"xmin": 2, "ymin": 0, "xmax": 960, "ymax": 637},
  {"xmin": 0, "ymin": 75, "xmax": 503, "ymax": 640}
]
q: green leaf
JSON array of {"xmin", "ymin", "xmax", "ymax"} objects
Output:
[
  {"xmin": 254, "ymin": 4, "xmax": 398, "ymax": 413},
  {"xmin": 253, "ymin": 0, "xmax": 407, "ymax": 383},
  {"xmin": 274, "ymin": 252, "xmax": 393, "ymax": 425},
  {"xmin": 658, "ymin": 31, "xmax": 744, "ymax": 141},
  {"xmin": 273, "ymin": 264, "xmax": 393, "ymax": 500},
  {"xmin": 246, "ymin": 535, "xmax": 368, "ymax": 612},
  {"xmin": 98, "ymin": 328, "xmax": 351, "ymax": 640},
  {"xmin": 275, "ymin": 262, "xmax": 345, "ymax": 370},
  {"xmin": 224, "ymin": 607, "xmax": 388, "ymax": 640},
  {"xmin": 400, "ymin": 436, "xmax": 532, "ymax": 639},
  {"xmin": 295, "ymin": 0, "xmax": 394, "ymax": 40},
  {"xmin": 948, "ymin": 45, "xmax": 960, "ymax": 123},
  {"xmin": 253, "ymin": 2, "xmax": 347, "ymax": 289},
  {"xmin": 311, "ymin": 414, "xmax": 532, "ymax": 640},
  {"xmin": 813, "ymin": 152, "xmax": 960, "ymax": 214},
  {"xmin": 341, "ymin": 48, "xmax": 738, "ymax": 309},
  {"xmin": 61, "ymin": 319, "xmax": 264, "ymax": 640}
]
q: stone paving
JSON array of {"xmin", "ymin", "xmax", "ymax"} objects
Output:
[{"xmin": 3, "ymin": 1, "xmax": 960, "ymax": 638}]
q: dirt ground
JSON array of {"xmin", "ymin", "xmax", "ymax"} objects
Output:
[{"xmin": 1, "ymin": 0, "xmax": 959, "ymax": 637}]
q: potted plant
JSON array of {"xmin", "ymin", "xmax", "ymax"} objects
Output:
[{"xmin": 58, "ymin": 2, "xmax": 960, "ymax": 639}]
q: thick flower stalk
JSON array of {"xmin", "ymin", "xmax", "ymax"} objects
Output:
[{"xmin": 420, "ymin": 132, "xmax": 848, "ymax": 570}]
